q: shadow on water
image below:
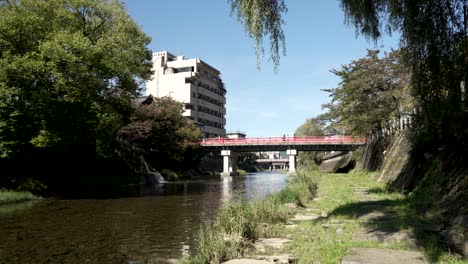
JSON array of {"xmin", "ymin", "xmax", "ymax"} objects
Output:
[
  {"xmin": 0, "ymin": 200, "xmax": 35, "ymax": 214},
  {"xmin": 0, "ymin": 171, "xmax": 288, "ymax": 263}
]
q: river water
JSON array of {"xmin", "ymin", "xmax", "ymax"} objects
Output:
[{"xmin": 0, "ymin": 171, "xmax": 287, "ymax": 263}]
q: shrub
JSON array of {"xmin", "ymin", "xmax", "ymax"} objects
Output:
[
  {"xmin": 277, "ymin": 171, "xmax": 318, "ymax": 206},
  {"xmin": 15, "ymin": 178, "xmax": 47, "ymax": 195},
  {"xmin": 185, "ymin": 170, "xmax": 319, "ymax": 263},
  {"xmin": 161, "ymin": 169, "xmax": 179, "ymax": 181},
  {"xmin": 237, "ymin": 169, "xmax": 247, "ymax": 176}
]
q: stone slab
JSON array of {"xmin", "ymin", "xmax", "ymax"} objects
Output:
[
  {"xmin": 290, "ymin": 214, "xmax": 320, "ymax": 221},
  {"xmin": 341, "ymin": 247, "xmax": 427, "ymax": 264},
  {"xmin": 254, "ymin": 238, "xmax": 291, "ymax": 253},
  {"xmin": 322, "ymin": 223, "xmax": 344, "ymax": 228},
  {"xmin": 254, "ymin": 254, "xmax": 297, "ymax": 263},
  {"xmin": 352, "ymin": 227, "xmax": 418, "ymax": 248},
  {"xmin": 223, "ymin": 259, "xmax": 271, "ymax": 264}
]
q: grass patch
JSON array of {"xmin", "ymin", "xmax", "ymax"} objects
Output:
[
  {"xmin": 185, "ymin": 170, "xmax": 465, "ymax": 263},
  {"xmin": 183, "ymin": 170, "xmax": 319, "ymax": 263},
  {"xmin": 237, "ymin": 169, "xmax": 247, "ymax": 176},
  {"xmin": 0, "ymin": 189, "xmax": 37, "ymax": 205}
]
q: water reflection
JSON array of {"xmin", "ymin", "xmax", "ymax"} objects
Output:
[{"xmin": 0, "ymin": 171, "xmax": 287, "ymax": 263}]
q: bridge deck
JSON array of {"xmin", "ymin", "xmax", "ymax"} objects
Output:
[{"xmin": 201, "ymin": 136, "xmax": 366, "ymax": 152}]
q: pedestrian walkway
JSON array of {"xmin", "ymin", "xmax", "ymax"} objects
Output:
[{"xmin": 340, "ymin": 186, "xmax": 427, "ymax": 264}]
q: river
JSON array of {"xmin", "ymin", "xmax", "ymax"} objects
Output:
[{"xmin": 0, "ymin": 171, "xmax": 288, "ymax": 263}]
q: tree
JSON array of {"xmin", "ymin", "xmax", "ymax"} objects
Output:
[
  {"xmin": 295, "ymin": 117, "xmax": 325, "ymax": 137},
  {"xmin": 228, "ymin": 0, "xmax": 287, "ymax": 70},
  {"xmin": 321, "ymin": 49, "xmax": 412, "ymax": 135},
  {"xmin": 339, "ymin": 0, "xmax": 467, "ymax": 144},
  {"xmin": 117, "ymin": 97, "xmax": 202, "ymax": 173},
  {"xmin": 294, "ymin": 117, "xmax": 325, "ymax": 169},
  {"xmin": 231, "ymin": 0, "xmax": 467, "ymax": 143},
  {"xmin": 0, "ymin": 0, "xmax": 152, "ymax": 159}
]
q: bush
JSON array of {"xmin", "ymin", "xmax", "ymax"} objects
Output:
[
  {"xmin": 15, "ymin": 178, "xmax": 47, "ymax": 195},
  {"xmin": 237, "ymin": 169, "xmax": 247, "ymax": 176},
  {"xmin": 189, "ymin": 224, "xmax": 228, "ymax": 264},
  {"xmin": 249, "ymin": 195, "xmax": 290, "ymax": 223},
  {"xmin": 277, "ymin": 171, "xmax": 318, "ymax": 206},
  {"xmin": 161, "ymin": 169, "xmax": 179, "ymax": 181}
]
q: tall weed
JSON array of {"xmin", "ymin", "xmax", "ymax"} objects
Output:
[{"xmin": 185, "ymin": 171, "xmax": 319, "ymax": 263}]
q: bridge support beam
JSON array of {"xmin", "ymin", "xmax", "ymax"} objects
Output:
[
  {"xmin": 287, "ymin": 149, "xmax": 297, "ymax": 173},
  {"xmin": 221, "ymin": 150, "xmax": 237, "ymax": 176}
]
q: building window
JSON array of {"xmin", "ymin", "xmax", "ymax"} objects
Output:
[{"xmin": 175, "ymin": 67, "xmax": 194, "ymax": 73}]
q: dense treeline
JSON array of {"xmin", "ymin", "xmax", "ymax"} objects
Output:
[{"xmin": 0, "ymin": 0, "xmax": 202, "ymax": 195}]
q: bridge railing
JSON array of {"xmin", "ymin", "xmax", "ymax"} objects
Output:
[{"xmin": 201, "ymin": 136, "xmax": 366, "ymax": 145}]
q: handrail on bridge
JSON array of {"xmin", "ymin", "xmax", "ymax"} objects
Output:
[{"xmin": 201, "ymin": 136, "xmax": 366, "ymax": 145}]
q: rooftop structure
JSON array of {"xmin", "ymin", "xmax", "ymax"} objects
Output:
[{"xmin": 226, "ymin": 131, "xmax": 246, "ymax": 139}]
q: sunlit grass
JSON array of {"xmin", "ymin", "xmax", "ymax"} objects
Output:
[{"xmin": 0, "ymin": 189, "xmax": 37, "ymax": 205}]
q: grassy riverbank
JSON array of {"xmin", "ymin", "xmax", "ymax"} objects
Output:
[
  {"xmin": 0, "ymin": 189, "xmax": 37, "ymax": 205},
  {"xmin": 289, "ymin": 170, "xmax": 464, "ymax": 264},
  {"xmin": 184, "ymin": 170, "xmax": 465, "ymax": 263},
  {"xmin": 183, "ymin": 170, "xmax": 319, "ymax": 264}
]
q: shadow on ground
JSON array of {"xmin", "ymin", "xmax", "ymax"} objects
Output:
[{"xmin": 328, "ymin": 196, "xmax": 448, "ymax": 262}]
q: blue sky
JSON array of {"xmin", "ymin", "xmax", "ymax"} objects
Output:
[{"xmin": 123, "ymin": 1, "xmax": 399, "ymax": 137}]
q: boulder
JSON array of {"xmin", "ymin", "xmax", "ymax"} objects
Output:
[{"xmin": 319, "ymin": 151, "xmax": 355, "ymax": 173}]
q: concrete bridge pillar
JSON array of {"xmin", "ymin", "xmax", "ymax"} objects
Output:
[
  {"xmin": 287, "ymin": 149, "xmax": 297, "ymax": 173},
  {"xmin": 221, "ymin": 150, "xmax": 237, "ymax": 176}
]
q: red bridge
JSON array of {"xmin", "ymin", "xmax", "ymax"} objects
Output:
[
  {"xmin": 201, "ymin": 136, "xmax": 366, "ymax": 152},
  {"xmin": 201, "ymin": 136, "xmax": 366, "ymax": 175}
]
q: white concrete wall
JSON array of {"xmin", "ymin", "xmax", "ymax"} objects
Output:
[{"xmin": 146, "ymin": 51, "xmax": 226, "ymax": 137}]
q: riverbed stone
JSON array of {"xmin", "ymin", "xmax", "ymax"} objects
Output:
[
  {"xmin": 254, "ymin": 254, "xmax": 297, "ymax": 263},
  {"xmin": 336, "ymin": 228, "xmax": 345, "ymax": 235},
  {"xmin": 341, "ymin": 247, "xmax": 427, "ymax": 264},
  {"xmin": 331, "ymin": 219, "xmax": 344, "ymax": 224},
  {"xmin": 284, "ymin": 203, "xmax": 298, "ymax": 209},
  {"xmin": 285, "ymin": 223, "xmax": 298, "ymax": 229}
]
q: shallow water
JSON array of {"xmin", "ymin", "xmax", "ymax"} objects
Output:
[{"xmin": 0, "ymin": 171, "xmax": 287, "ymax": 263}]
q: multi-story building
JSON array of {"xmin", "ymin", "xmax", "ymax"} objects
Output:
[{"xmin": 146, "ymin": 51, "xmax": 226, "ymax": 138}]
